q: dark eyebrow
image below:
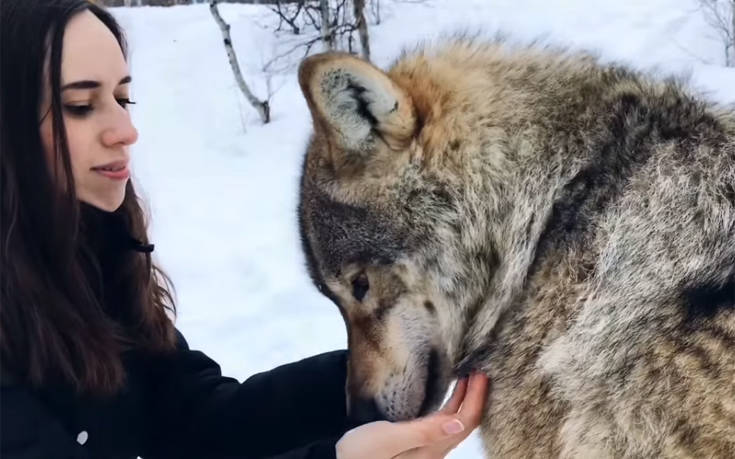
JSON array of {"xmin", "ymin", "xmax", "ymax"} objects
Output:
[
  {"xmin": 61, "ymin": 76, "xmax": 132, "ymax": 91},
  {"xmin": 61, "ymin": 80, "xmax": 100, "ymax": 91}
]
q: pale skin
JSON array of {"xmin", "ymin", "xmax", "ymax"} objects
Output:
[
  {"xmin": 40, "ymin": 11, "xmax": 490, "ymax": 458},
  {"xmin": 39, "ymin": 10, "xmax": 137, "ymax": 212},
  {"xmin": 336, "ymin": 373, "xmax": 489, "ymax": 459}
]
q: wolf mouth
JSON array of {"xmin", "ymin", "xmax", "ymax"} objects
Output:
[{"xmin": 418, "ymin": 348, "xmax": 442, "ymax": 417}]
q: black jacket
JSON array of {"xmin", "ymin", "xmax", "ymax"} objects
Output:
[
  {"xmin": 1, "ymin": 336, "xmax": 349, "ymax": 459},
  {"xmin": 1, "ymin": 206, "xmax": 349, "ymax": 458}
]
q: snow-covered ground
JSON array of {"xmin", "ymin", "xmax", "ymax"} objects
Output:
[{"xmin": 111, "ymin": 1, "xmax": 734, "ymax": 456}]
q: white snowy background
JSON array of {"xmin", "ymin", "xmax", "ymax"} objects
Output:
[{"xmin": 110, "ymin": 1, "xmax": 735, "ymax": 456}]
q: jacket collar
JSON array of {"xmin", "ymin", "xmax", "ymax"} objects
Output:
[{"xmin": 79, "ymin": 203, "xmax": 154, "ymax": 255}]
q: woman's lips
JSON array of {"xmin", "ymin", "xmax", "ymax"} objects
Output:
[{"xmin": 91, "ymin": 160, "xmax": 129, "ymax": 180}]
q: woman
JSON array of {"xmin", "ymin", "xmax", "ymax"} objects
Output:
[{"xmin": 0, "ymin": 1, "xmax": 488, "ymax": 458}]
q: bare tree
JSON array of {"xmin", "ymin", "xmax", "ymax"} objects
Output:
[
  {"xmin": 319, "ymin": 0, "xmax": 335, "ymax": 50},
  {"xmin": 145, "ymin": 0, "xmax": 181, "ymax": 5},
  {"xmin": 269, "ymin": 1, "xmax": 305, "ymax": 34},
  {"xmin": 210, "ymin": 1, "xmax": 271, "ymax": 123},
  {"xmin": 353, "ymin": 0, "xmax": 370, "ymax": 59},
  {"xmin": 369, "ymin": 0, "xmax": 380, "ymax": 25},
  {"xmin": 698, "ymin": 0, "xmax": 735, "ymax": 66},
  {"xmin": 97, "ymin": 0, "xmax": 306, "ymax": 6},
  {"xmin": 263, "ymin": 0, "xmax": 374, "ymax": 74}
]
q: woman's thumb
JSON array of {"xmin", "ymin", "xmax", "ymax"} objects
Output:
[{"xmin": 392, "ymin": 414, "xmax": 466, "ymax": 451}]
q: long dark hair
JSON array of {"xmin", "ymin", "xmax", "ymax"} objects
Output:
[{"xmin": 1, "ymin": 0, "xmax": 176, "ymax": 394}]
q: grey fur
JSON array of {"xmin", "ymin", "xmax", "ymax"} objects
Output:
[{"xmin": 297, "ymin": 39, "xmax": 735, "ymax": 458}]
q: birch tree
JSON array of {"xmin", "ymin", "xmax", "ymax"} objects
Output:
[
  {"xmin": 319, "ymin": 0, "xmax": 335, "ymax": 50},
  {"xmin": 353, "ymin": 0, "xmax": 370, "ymax": 60},
  {"xmin": 210, "ymin": 0, "xmax": 271, "ymax": 123},
  {"xmin": 698, "ymin": 0, "xmax": 735, "ymax": 66}
]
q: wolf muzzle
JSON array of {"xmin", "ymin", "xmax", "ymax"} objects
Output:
[{"xmin": 348, "ymin": 396, "xmax": 386, "ymax": 425}]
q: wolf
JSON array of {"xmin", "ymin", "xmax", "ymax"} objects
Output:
[{"xmin": 296, "ymin": 39, "xmax": 735, "ymax": 458}]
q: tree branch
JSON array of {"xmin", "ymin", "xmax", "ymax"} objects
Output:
[
  {"xmin": 698, "ymin": 0, "xmax": 735, "ymax": 66},
  {"xmin": 210, "ymin": 0, "xmax": 270, "ymax": 123},
  {"xmin": 353, "ymin": 0, "xmax": 370, "ymax": 59}
]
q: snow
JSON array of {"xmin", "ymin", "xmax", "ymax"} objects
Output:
[{"xmin": 110, "ymin": 1, "xmax": 734, "ymax": 457}]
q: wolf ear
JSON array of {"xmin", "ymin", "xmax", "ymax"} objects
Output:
[{"xmin": 298, "ymin": 53, "xmax": 416, "ymax": 155}]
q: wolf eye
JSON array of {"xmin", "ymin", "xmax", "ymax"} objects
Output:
[{"xmin": 352, "ymin": 272, "xmax": 369, "ymax": 302}]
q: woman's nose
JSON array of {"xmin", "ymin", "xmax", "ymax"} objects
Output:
[{"xmin": 101, "ymin": 105, "xmax": 138, "ymax": 148}]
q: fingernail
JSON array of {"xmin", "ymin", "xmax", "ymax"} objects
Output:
[{"xmin": 442, "ymin": 419, "xmax": 465, "ymax": 435}]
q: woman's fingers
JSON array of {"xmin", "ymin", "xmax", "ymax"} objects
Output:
[
  {"xmin": 401, "ymin": 373, "xmax": 491, "ymax": 459},
  {"xmin": 457, "ymin": 373, "xmax": 489, "ymax": 429},
  {"xmin": 335, "ymin": 372, "xmax": 490, "ymax": 459},
  {"xmin": 391, "ymin": 373, "xmax": 490, "ymax": 454},
  {"xmin": 434, "ymin": 373, "xmax": 490, "ymax": 451},
  {"xmin": 439, "ymin": 377, "xmax": 468, "ymax": 415},
  {"xmin": 336, "ymin": 415, "xmax": 464, "ymax": 459},
  {"xmin": 388, "ymin": 413, "xmax": 469, "ymax": 454}
]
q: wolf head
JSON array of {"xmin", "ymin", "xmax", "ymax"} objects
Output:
[{"xmin": 297, "ymin": 50, "xmax": 502, "ymax": 424}]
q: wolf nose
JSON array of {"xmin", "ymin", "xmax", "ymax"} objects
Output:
[{"xmin": 349, "ymin": 397, "xmax": 386, "ymax": 425}]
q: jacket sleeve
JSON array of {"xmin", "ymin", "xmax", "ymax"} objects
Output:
[
  {"xmin": 144, "ymin": 331, "xmax": 348, "ymax": 459},
  {"xmin": 266, "ymin": 438, "xmax": 340, "ymax": 459},
  {"xmin": 0, "ymin": 374, "xmax": 87, "ymax": 459}
]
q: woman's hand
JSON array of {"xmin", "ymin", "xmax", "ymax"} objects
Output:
[{"xmin": 335, "ymin": 372, "xmax": 489, "ymax": 459}]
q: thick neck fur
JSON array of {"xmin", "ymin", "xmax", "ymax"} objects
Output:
[{"xmin": 391, "ymin": 40, "xmax": 723, "ymax": 372}]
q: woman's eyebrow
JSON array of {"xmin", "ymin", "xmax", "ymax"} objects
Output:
[
  {"xmin": 61, "ymin": 80, "xmax": 100, "ymax": 91},
  {"xmin": 61, "ymin": 75, "xmax": 131, "ymax": 91}
]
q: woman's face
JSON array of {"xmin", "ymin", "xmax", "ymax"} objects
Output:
[{"xmin": 40, "ymin": 10, "xmax": 138, "ymax": 212}]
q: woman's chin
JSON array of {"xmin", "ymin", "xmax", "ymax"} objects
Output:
[{"xmin": 79, "ymin": 193, "xmax": 125, "ymax": 213}]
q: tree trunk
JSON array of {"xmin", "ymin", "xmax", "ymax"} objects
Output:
[
  {"xmin": 731, "ymin": 0, "xmax": 735, "ymax": 66},
  {"xmin": 353, "ymin": 0, "xmax": 370, "ymax": 60},
  {"xmin": 319, "ymin": 0, "xmax": 334, "ymax": 50},
  {"xmin": 209, "ymin": 1, "xmax": 270, "ymax": 123}
]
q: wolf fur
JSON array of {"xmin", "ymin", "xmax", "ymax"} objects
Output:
[{"xmin": 297, "ymin": 39, "xmax": 735, "ymax": 458}]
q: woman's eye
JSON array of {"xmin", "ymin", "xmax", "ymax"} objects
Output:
[
  {"xmin": 352, "ymin": 272, "xmax": 370, "ymax": 302},
  {"xmin": 64, "ymin": 104, "xmax": 92, "ymax": 117},
  {"xmin": 116, "ymin": 98, "xmax": 136, "ymax": 109}
]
